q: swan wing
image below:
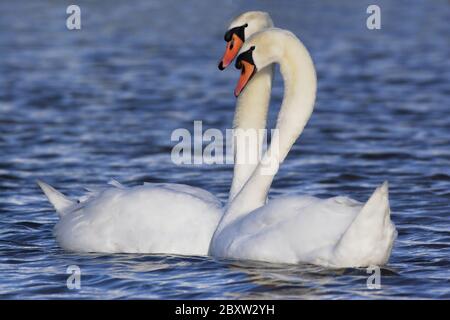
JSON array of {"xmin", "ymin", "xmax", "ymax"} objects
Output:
[
  {"xmin": 332, "ymin": 181, "xmax": 397, "ymax": 267},
  {"xmin": 39, "ymin": 181, "xmax": 222, "ymax": 255},
  {"xmin": 213, "ymin": 185, "xmax": 396, "ymax": 267},
  {"xmin": 212, "ymin": 195, "xmax": 361, "ymax": 264}
]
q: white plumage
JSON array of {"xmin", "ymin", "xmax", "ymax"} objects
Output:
[
  {"xmin": 211, "ymin": 183, "xmax": 396, "ymax": 267},
  {"xmin": 38, "ymin": 180, "xmax": 222, "ymax": 255}
]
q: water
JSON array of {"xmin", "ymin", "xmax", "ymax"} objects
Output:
[{"xmin": 0, "ymin": 0, "xmax": 449, "ymax": 299}]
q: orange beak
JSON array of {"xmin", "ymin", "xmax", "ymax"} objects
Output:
[
  {"xmin": 218, "ymin": 34, "xmax": 244, "ymax": 70},
  {"xmin": 234, "ymin": 60, "xmax": 256, "ymax": 97}
]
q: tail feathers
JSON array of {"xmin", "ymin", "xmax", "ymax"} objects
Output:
[
  {"xmin": 37, "ymin": 180, "xmax": 75, "ymax": 217},
  {"xmin": 333, "ymin": 181, "xmax": 397, "ymax": 267}
]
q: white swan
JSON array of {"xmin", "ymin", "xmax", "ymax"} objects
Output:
[
  {"xmin": 36, "ymin": 12, "xmax": 273, "ymax": 256},
  {"xmin": 209, "ymin": 28, "xmax": 397, "ymax": 268}
]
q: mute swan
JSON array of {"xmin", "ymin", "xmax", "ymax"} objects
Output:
[
  {"xmin": 209, "ymin": 29, "xmax": 397, "ymax": 267},
  {"xmin": 218, "ymin": 11, "xmax": 274, "ymax": 202},
  {"xmin": 36, "ymin": 12, "xmax": 274, "ymax": 255}
]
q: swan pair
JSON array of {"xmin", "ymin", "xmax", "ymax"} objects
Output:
[{"xmin": 38, "ymin": 11, "xmax": 396, "ymax": 267}]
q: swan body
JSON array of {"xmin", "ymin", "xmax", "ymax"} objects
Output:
[
  {"xmin": 38, "ymin": 180, "xmax": 222, "ymax": 255},
  {"xmin": 211, "ymin": 183, "xmax": 395, "ymax": 267},
  {"xmin": 210, "ymin": 29, "xmax": 397, "ymax": 267}
]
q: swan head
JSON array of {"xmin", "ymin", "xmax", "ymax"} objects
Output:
[
  {"xmin": 218, "ymin": 11, "xmax": 273, "ymax": 70},
  {"xmin": 234, "ymin": 28, "xmax": 290, "ymax": 97}
]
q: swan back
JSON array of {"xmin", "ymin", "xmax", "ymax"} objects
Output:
[
  {"xmin": 211, "ymin": 183, "xmax": 396, "ymax": 267},
  {"xmin": 40, "ymin": 182, "xmax": 223, "ymax": 255}
]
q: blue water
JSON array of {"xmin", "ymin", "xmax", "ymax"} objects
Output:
[{"xmin": 0, "ymin": 0, "xmax": 449, "ymax": 299}]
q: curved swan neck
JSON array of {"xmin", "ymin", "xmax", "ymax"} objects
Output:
[
  {"xmin": 218, "ymin": 31, "xmax": 317, "ymax": 230},
  {"xmin": 228, "ymin": 65, "xmax": 274, "ymax": 202}
]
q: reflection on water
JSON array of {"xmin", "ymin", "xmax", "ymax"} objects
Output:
[{"xmin": 0, "ymin": 0, "xmax": 449, "ymax": 299}]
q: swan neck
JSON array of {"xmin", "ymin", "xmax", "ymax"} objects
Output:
[
  {"xmin": 228, "ymin": 65, "xmax": 273, "ymax": 202},
  {"xmin": 217, "ymin": 33, "xmax": 317, "ymax": 231}
]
